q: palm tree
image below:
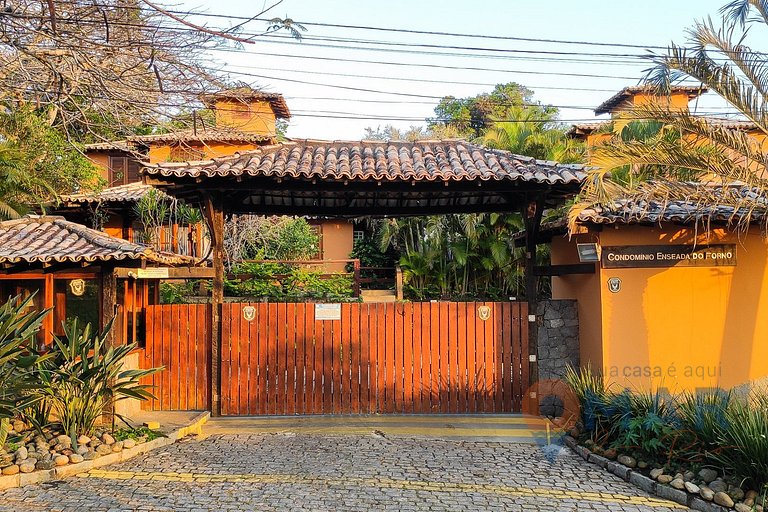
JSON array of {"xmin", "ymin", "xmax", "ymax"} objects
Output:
[
  {"xmin": 574, "ymin": 0, "xmax": 768, "ymax": 230},
  {"xmin": 481, "ymin": 108, "xmax": 584, "ymax": 163}
]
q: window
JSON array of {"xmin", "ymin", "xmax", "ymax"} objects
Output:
[
  {"xmin": 169, "ymin": 144, "xmax": 205, "ymax": 162},
  {"xmin": 108, "ymin": 156, "xmax": 128, "ymax": 186},
  {"xmin": 53, "ymin": 279, "xmax": 99, "ymax": 337},
  {"xmin": 353, "ymin": 230, "xmax": 365, "ymax": 242}
]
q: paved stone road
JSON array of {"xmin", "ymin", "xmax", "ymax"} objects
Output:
[{"xmin": 0, "ymin": 432, "xmax": 687, "ymax": 511}]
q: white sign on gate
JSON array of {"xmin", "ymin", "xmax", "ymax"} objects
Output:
[{"xmin": 315, "ymin": 303, "xmax": 342, "ymax": 320}]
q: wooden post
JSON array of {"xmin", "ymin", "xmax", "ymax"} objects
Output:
[
  {"xmin": 203, "ymin": 193, "xmax": 225, "ymax": 416},
  {"xmin": 43, "ymin": 274, "xmax": 54, "ymax": 347},
  {"xmin": 521, "ymin": 196, "xmax": 544, "ymax": 415},
  {"xmin": 353, "ymin": 259, "xmax": 361, "ymax": 298},
  {"xmin": 101, "ymin": 266, "xmax": 118, "ymax": 347},
  {"xmin": 172, "ymin": 222, "xmax": 180, "ymax": 253},
  {"xmin": 395, "ymin": 266, "xmax": 404, "ymax": 301}
]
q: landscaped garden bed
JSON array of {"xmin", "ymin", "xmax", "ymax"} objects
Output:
[
  {"xmin": 0, "ymin": 294, "xmax": 163, "ymax": 485},
  {"xmin": 564, "ymin": 366, "xmax": 767, "ymax": 512}
]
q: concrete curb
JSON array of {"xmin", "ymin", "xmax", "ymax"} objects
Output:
[
  {"xmin": 0, "ymin": 412, "xmax": 210, "ymax": 492},
  {"xmin": 564, "ymin": 435, "xmax": 731, "ymax": 512}
]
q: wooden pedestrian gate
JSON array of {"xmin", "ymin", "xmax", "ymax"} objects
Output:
[{"xmin": 220, "ymin": 302, "xmax": 528, "ymax": 415}]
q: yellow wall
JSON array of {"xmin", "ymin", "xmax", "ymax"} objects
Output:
[
  {"xmin": 318, "ymin": 221, "xmax": 354, "ymax": 271},
  {"xmin": 213, "ymin": 99, "xmax": 276, "ymax": 136},
  {"xmin": 87, "ymin": 153, "xmax": 111, "ymax": 181},
  {"xmin": 552, "ymin": 225, "xmax": 768, "ymax": 394},
  {"xmin": 147, "ymin": 141, "xmax": 259, "ymax": 164},
  {"xmin": 551, "ymin": 234, "xmax": 604, "ymax": 369}
]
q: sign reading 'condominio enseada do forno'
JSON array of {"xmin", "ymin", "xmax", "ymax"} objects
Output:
[{"xmin": 602, "ymin": 244, "xmax": 737, "ymax": 269}]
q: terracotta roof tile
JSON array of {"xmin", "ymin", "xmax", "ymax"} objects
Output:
[
  {"xmin": 576, "ymin": 182, "xmax": 768, "ymax": 226},
  {"xmin": 594, "ymin": 85, "xmax": 708, "ymax": 115},
  {"xmin": 199, "ymin": 89, "xmax": 291, "ymax": 119},
  {"xmin": 0, "ymin": 216, "xmax": 192, "ymax": 266},
  {"xmin": 61, "ymin": 183, "xmax": 169, "ymax": 205},
  {"xmin": 144, "ymin": 139, "xmax": 588, "ymax": 184}
]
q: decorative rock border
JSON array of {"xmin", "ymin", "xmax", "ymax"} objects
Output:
[
  {"xmin": 564, "ymin": 436, "xmax": 763, "ymax": 512},
  {"xmin": 0, "ymin": 412, "xmax": 209, "ymax": 492}
]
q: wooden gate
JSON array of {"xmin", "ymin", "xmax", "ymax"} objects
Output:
[
  {"xmin": 141, "ymin": 304, "xmax": 212, "ymax": 411},
  {"xmin": 220, "ymin": 302, "xmax": 528, "ymax": 415}
]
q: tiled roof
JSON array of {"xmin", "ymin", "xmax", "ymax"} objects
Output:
[
  {"xmin": 127, "ymin": 127, "xmax": 274, "ymax": 145},
  {"xmin": 566, "ymin": 122, "xmax": 609, "ymax": 137},
  {"xmin": 61, "ymin": 183, "xmax": 169, "ymax": 205},
  {"xmin": 575, "ymin": 182, "xmax": 768, "ymax": 226},
  {"xmin": 0, "ymin": 216, "xmax": 192, "ymax": 266},
  {"xmin": 594, "ymin": 86, "xmax": 708, "ymax": 115},
  {"xmin": 567, "ymin": 118, "xmax": 762, "ymax": 139},
  {"xmin": 144, "ymin": 139, "xmax": 588, "ymax": 184},
  {"xmin": 84, "ymin": 128, "xmax": 274, "ymax": 152},
  {"xmin": 199, "ymin": 89, "xmax": 291, "ymax": 119},
  {"xmin": 83, "ymin": 140, "xmax": 134, "ymax": 152}
]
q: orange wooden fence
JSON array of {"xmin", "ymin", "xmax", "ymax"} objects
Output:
[
  {"xmin": 141, "ymin": 304, "xmax": 212, "ymax": 411},
  {"xmin": 220, "ymin": 302, "xmax": 528, "ymax": 415}
]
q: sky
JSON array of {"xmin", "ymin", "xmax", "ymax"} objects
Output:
[{"xmin": 179, "ymin": 0, "xmax": 737, "ymax": 140}]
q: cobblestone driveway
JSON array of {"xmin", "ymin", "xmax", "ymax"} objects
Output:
[{"xmin": 0, "ymin": 432, "xmax": 686, "ymax": 511}]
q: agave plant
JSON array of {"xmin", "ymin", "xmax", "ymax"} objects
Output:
[
  {"xmin": 38, "ymin": 318, "xmax": 162, "ymax": 443},
  {"xmin": 0, "ymin": 294, "xmax": 49, "ymax": 445}
]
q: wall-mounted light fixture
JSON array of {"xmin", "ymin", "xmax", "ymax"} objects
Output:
[{"xmin": 577, "ymin": 243, "xmax": 600, "ymax": 263}]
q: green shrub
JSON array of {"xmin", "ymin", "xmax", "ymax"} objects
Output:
[
  {"xmin": 566, "ymin": 368, "xmax": 768, "ymax": 491},
  {"xmin": 226, "ymin": 262, "xmax": 354, "ymax": 302},
  {"xmin": 712, "ymin": 392, "xmax": 768, "ymax": 490},
  {"xmin": 0, "ymin": 295, "xmax": 49, "ymax": 445},
  {"xmin": 37, "ymin": 318, "xmax": 162, "ymax": 441}
]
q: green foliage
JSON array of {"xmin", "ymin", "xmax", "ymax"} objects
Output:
[
  {"xmin": 226, "ymin": 262, "xmax": 354, "ymax": 302},
  {"xmin": 224, "ymin": 216, "xmax": 320, "ymax": 264},
  {"xmin": 0, "ymin": 108, "xmax": 101, "ymax": 219},
  {"xmin": 113, "ymin": 426, "xmax": 163, "ymax": 442},
  {"xmin": 566, "ymin": 368, "xmax": 768, "ymax": 489},
  {"xmin": 37, "ymin": 318, "xmax": 162, "ymax": 439},
  {"xmin": 160, "ymin": 281, "xmax": 201, "ymax": 304},
  {"xmin": 712, "ymin": 392, "xmax": 768, "ymax": 490},
  {"xmin": 428, "ymin": 83, "xmax": 559, "ymax": 139},
  {"xmin": 0, "ymin": 295, "xmax": 49, "ymax": 423},
  {"xmin": 377, "ymin": 213, "xmax": 525, "ymax": 300}
]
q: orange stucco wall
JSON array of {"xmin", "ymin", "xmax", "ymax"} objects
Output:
[
  {"xmin": 147, "ymin": 141, "xmax": 258, "ymax": 164},
  {"xmin": 213, "ymin": 99, "xmax": 276, "ymax": 136},
  {"xmin": 87, "ymin": 153, "xmax": 111, "ymax": 182},
  {"xmin": 319, "ymin": 221, "xmax": 354, "ymax": 271},
  {"xmin": 552, "ymin": 225, "xmax": 768, "ymax": 394}
]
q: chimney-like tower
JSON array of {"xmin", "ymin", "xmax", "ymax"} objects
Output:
[{"xmin": 201, "ymin": 88, "xmax": 291, "ymax": 137}]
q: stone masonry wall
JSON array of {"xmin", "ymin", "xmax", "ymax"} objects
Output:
[{"xmin": 537, "ymin": 299, "xmax": 580, "ymax": 381}]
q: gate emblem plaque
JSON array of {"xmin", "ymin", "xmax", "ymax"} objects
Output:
[
  {"xmin": 477, "ymin": 305, "xmax": 491, "ymax": 321},
  {"xmin": 242, "ymin": 305, "xmax": 256, "ymax": 321}
]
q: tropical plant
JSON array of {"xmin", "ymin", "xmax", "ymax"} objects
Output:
[
  {"xmin": 37, "ymin": 318, "xmax": 161, "ymax": 442},
  {"xmin": 481, "ymin": 108, "xmax": 584, "ymax": 163},
  {"xmin": 0, "ymin": 295, "xmax": 49, "ymax": 446},
  {"xmin": 574, "ymin": 0, "xmax": 768, "ymax": 229},
  {"xmin": 376, "ymin": 213, "xmax": 527, "ymax": 300},
  {"xmin": 0, "ymin": 108, "xmax": 100, "ymax": 219},
  {"xmin": 712, "ymin": 391, "xmax": 768, "ymax": 490},
  {"xmin": 428, "ymin": 83, "xmax": 560, "ymax": 139}
]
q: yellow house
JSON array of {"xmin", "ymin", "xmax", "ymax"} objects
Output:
[
  {"xmin": 73, "ymin": 89, "xmax": 356, "ymax": 264},
  {"xmin": 554, "ymin": 87, "xmax": 768, "ymax": 394}
]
